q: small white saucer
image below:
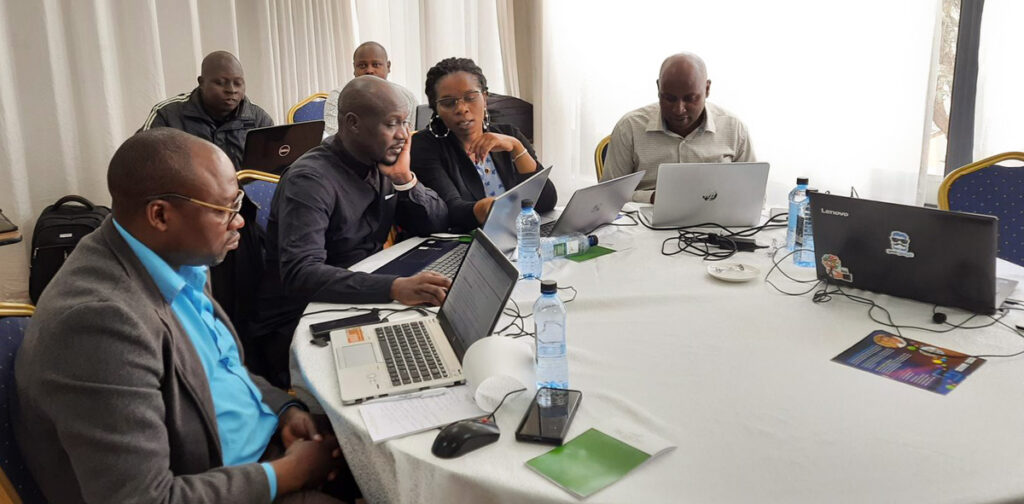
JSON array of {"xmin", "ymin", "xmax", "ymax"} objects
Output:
[{"xmin": 706, "ymin": 263, "xmax": 760, "ymax": 283}]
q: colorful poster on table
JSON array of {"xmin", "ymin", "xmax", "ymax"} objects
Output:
[{"xmin": 832, "ymin": 330, "xmax": 985, "ymax": 395}]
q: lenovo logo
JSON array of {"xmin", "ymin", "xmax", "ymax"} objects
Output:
[
  {"xmin": 820, "ymin": 208, "xmax": 849, "ymax": 217},
  {"xmin": 702, "ymin": 191, "xmax": 718, "ymax": 201}
]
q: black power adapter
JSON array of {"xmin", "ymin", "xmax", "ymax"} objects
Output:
[{"xmin": 701, "ymin": 233, "xmax": 765, "ymax": 252}]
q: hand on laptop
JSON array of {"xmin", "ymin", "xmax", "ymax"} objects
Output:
[
  {"xmin": 391, "ymin": 271, "xmax": 452, "ymax": 306},
  {"xmin": 473, "ymin": 197, "xmax": 495, "ymax": 224}
]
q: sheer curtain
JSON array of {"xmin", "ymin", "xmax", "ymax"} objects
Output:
[
  {"xmin": 0, "ymin": 0, "xmax": 507, "ymax": 302},
  {"xmin": 524, "ymin": 0, "xmax": 939, "ymax": 207},
  {"xmin": 974, "ymin": 0, "xmax": 1024, "ymax": 161}
]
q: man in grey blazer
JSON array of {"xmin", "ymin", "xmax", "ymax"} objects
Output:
[{"xmin": 14, "ymin": 128, "xmax": 345, "ymax": 503}]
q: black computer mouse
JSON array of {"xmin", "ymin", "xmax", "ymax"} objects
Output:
[{"xmin": 431, "ymin": 418, "xmax": 501, "ymax": 458}]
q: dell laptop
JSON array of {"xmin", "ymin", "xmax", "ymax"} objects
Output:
[
  {"xmin": 811, "ymin": 192, "xmax": 1017, "ymax": 314},
  {"xmin": 638, "ymin": 162, "xmax": 769, "ymax": 228},
  {"xmin": 332, "ymin": 230, "xmax": 519, "ymax": 403},
  {"xmin": 241, "ymin": 121, "xmax": 325, "ymax": 174},
  {"xmin": 540, "ymin": 171, "xmax": 644, "ymax": 236}
]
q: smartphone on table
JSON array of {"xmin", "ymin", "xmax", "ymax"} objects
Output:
[{"xmin": 515, "ymin": 387, "xmax": 582, "ymax": 445}]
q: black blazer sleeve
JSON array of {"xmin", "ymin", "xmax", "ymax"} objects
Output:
[{"xmin": 411, "ymin": 124, "xmax": 557, "ymax": 233}]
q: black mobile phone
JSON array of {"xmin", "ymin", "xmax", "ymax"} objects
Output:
[
  {"xmin": 309, "ymin": 311, "xmax": 381, "ymax": 346},
  {"xmin": 515, "ymin": 388, "xmax": 582, "ymax": 445}
]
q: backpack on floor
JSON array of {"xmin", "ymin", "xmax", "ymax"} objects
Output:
[{"xmin": 29, "ymin": 195, "xmax": 110, "ymax": 303}]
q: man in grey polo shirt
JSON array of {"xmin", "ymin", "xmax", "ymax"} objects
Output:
[
  {"xmin": 324, "ymin": 41, "xmax": 419, "ymax": 136},
  {"xmin": 602, "ymin": 52, "xmax": 755, "ymax": 203}
]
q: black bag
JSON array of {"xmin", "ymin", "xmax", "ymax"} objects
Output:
[{"xmin": 29, "ymin": 195, "xmax": 110, "ymax": 303}]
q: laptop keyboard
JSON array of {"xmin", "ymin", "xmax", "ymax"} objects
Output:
[
  {"xmin": 422, "ymin": 244, "xmax": 467, "ymax": 279},
  {"xmin": 375, "ymin": 321, "xmax": 449, "ymax": 387},
  {"xmin": 540, "ymin": 220, "xmax": 556, "ymax": 236}
]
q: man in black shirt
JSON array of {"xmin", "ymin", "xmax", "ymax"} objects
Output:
[
  {"xmin": 141, "ymin": 51, "xmax": 273, "ymax": 170},
  {"xmin": 255, "ymin": 76, "xmax": 450, "ymax": 386}
]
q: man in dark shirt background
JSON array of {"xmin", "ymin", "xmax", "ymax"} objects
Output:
[
  {"xmin": 141, "ymin": 50, "xmax": 273, "ymax": 170},
  {"xmin": 255, "ymin": 76, "xmax": 450, "ymax": 386}
]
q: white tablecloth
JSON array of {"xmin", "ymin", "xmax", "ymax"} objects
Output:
[{"xmin": 292, "ymin": 215, "xmax": 1024, "ymax": 504}]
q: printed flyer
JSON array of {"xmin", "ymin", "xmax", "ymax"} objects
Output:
[{"xmin": 832, "ymin": 330, "xmax": 985, "ymax": 395}]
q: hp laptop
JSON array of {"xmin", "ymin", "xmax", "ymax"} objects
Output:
[
  {"xmin": 372, "ymin": 166, "xmax": 552, "ymax": 278},
  {"xmin": 638, "ymin": 162, "xmax": 769, "ymax": 227},
  {"xmin": 811, "ymin": 192, "xmax": 1017, "ymax": 314},
  {"xmin": 240, "ymin": 121, "xmax": 325, "ymax": 174},
  {"xmin": 539, "ymin": 171, "xmax": 644, "ymax": 236},
  {"xmin": 332, "ymin": 230, "xmax": 519, "ymax": 403}
]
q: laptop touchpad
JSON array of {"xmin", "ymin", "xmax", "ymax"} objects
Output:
[{"xmin": 340, "ymin": 343, "xmax": 378, "ymax": 368}]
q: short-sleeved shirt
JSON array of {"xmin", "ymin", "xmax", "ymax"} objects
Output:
[{"xmin": 601, "ymin": 102, "xmax": 755, "ymax": 203}]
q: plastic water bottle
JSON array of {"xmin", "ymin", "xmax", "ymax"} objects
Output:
[
  {"xmin": 540, "ymin": 233, "xmax": 598, "ymax": 261},
  {"xmin": 794, "ymin": 190, "xmax": 815, "ymax": 267},
  {"xmin": 516, "ymin": 199, "xmax": 542, "ymax": 279},
  {"xmin": 534, "ymin": 280, "xmax": 568, "ymax": 406},
  {"xmin": 786, "ymin": 177, "xmax": 809, "ymax": 251}
]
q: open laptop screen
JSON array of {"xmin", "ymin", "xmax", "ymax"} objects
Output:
[{"xmin": 438, "ymin": 230, "xmax": 519, "ymax": 361}]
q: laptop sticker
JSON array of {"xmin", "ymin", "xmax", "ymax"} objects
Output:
[
  {"xmin": 821, "ymin": 254, "xmax": 853, "ymax": 282},
  {"xmin": 346, "ymin": 327, "xmax": 365, "ymax": 343},
  {"xmin": 885, "ymin": 230, "xmax": 915, "ymax": 258}
]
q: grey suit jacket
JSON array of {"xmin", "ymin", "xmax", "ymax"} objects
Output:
[{"xmin": 14, "ymin": 218, "xmax": 293, "ymax": 503}]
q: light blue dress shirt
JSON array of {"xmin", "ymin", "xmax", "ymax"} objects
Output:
[
  {"xmin": 474, "ymin": 153, "xmax": 506, "ymax": 197},
  {"xmin": 113, "ymin": 220, "xmax": 279, "ymax": 501}
]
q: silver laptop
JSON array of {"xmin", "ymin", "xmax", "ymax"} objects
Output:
[
  {"xmin": 540, "ymin": 171, "xmax": 644, "ymax": 236},
  {"xmin": 639, "ymin": 162, "xmax": 769, "ymax": 227},
  {"xmin": 481, "ymin": 166, "xmax": 552, "ymax": 255},
  {"xmin": 332, "ymin": 230, "xmax": 518, "ymax": 404}
]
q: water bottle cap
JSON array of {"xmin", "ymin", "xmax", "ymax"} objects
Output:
[
  {"xmin": 521, "ymin": 199, "xmax": 535, "ymax": 209},
  {"xmin": 540, "ymin": 279, "xmax": 558, "ymax": 294},
  {"xmin": 796, "ymin": 177, "xmax": 808, "ymax": 185},
  {"xmin": 587, "ymin": 235, "xmax": 598, "ymax": 246}
]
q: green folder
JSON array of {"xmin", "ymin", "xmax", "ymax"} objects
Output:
[{"xmin": 526, "ymin": 428, "xmax": 674, "ymax": 499}]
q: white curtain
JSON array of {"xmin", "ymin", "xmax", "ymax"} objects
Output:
[
  {"xmin": 974, "ymin": 0, "xmax": 1024, "ymax": 161},
  {"xmin": 0, "ymin": 0, "xmax": 506, "ymax": 302},
  {"xmin": 525, "ymin": 0, "xmax": 939, "ymax": 208}
]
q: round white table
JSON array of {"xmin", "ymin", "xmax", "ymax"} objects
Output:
[{"xmin": 292, "ymin": 215, "xmax": 1024, "ymax": 504}]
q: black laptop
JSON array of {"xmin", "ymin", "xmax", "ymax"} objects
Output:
[
  {"xmin": 811, "ymin": 192, "xmax": 1017, "ymax": 314},
  {"xmin": 241, "ymin": 121, "xmax": 325, "ymax": 174}
]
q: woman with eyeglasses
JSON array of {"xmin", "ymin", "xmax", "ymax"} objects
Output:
[{"xmin": 411, "ymin": 57, "xmax": 556, "ymax": 232}]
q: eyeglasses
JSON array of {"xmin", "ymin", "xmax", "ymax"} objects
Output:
[
  {"xmin": 435, "ymin": 90, "xmax": 484, "ymax": 110},
  {"xmin": 148, "ymin": 189, "xmax": 244, "ymax": 225}
]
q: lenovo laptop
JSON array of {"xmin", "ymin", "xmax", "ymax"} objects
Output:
[
  {"xmin": 539, "ymin": 171, "xmax": 644, "ymax": 236},
  {"xmin": 332, "ymin": 230, "xmax": 519, "ymax": 403},
  {"xmin": 811, "ymin": 192, "xmax": 1017, "ymax": 314},
  {"xmin": 240, "ymin": 121, "xmax": 325, "ymax": 174},
  {"xmin": 638, "ymin": 162, "xmax": 769, "ymax": 228}
]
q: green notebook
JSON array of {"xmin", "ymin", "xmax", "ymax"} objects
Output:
[{"xmin": 526, "ymin": 428, "xmax": 675, "ymax": 499}]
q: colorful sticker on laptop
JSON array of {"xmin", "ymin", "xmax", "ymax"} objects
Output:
[
  {"xmin": 821, "ymin": 254, "xmax": 853, "ymax": 282},
  {"xmin": 346, "ymin": 327, "xmax": 364, "ymax": 343},
  {"xmin": 885, "ymin": 230, "xmax": 915, "ymax": 258}
]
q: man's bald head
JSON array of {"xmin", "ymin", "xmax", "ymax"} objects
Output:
[
  {"xmin": 336, "ymin": 76, "xmax": 409, "ymax": 166},
  {"xmin": 108, "ymin": 128, "xmax": 206, "ymax": 219},
  {"xmin": 353, "ymin": 41, "xmax": 391, "ymax": 79},
  {"xmin": 198, "ymin": 51, "xmax": 246, "ymax": 120},
  {"xmin": 201, "ymin": 51, "xmax": 243, "ymax": 78},
  {"xmin": 656, "ymin": 52, "xmax": 712, "ymax": 137}
]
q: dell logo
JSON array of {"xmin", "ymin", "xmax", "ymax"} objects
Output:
[
  {"xmin": 820, "ymin": 208, "xmax": 849, "ymax": 217},
  {"xmin": 702, "ymin": 191, "xmax": 718, "ymax": 201},
  {"xmin": 278, "ymin": 144, "xmax": 291, "ymax": 157}
]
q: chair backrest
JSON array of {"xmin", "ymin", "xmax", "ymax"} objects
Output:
[
  {"xmin": 237, "ymin": 170, "xmax": 281, "ymax": 232},
  {"xmin": 287, "ymin": 93, "xmax": 329, "ymax": 124},
  {"xmin": 0, "ymin": 304, "xmax": 45, "ymax": 504},
  {"xmin": 486, "ymin": 93, "xmax": 534, "ymax": 143},
  {"xmin": 939, "ymin": 151, "xmax": 1024, "ymax": 266},
  {"xmin": 594, "ymin": 135, "xmax": 611, "ymax": 180}
]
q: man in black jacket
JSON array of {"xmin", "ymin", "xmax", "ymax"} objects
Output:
[
  {"xmin": 141, "ymin": 50, "xmax": 273, "ymax": 170},
  {"xmin": 254, "ymin": 76, "xmax": 450, "ymax": 387}
]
